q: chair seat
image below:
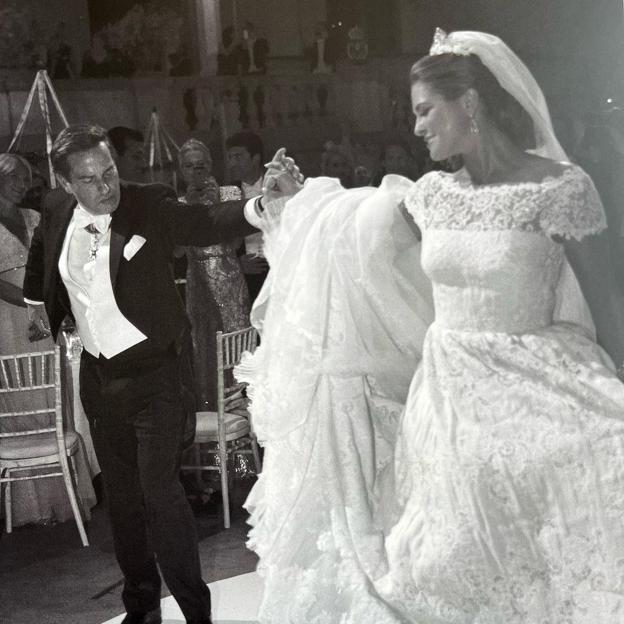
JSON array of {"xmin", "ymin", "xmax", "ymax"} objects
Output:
[
  {"xmin": 0, "ymin": 431, "xmax": 80, "ymax": 462},
  {"xmin": 195, "ymin": 411, "xmax": 250, "ymax": 441}
]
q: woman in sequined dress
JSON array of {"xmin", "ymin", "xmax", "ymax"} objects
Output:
[
  {"xmin": 0, "ymin": 153, "xmax": 96, "ymax": 526},
  {"xmin": 178, "ymin": 139, "xmax": 251, "ymax": 410}
]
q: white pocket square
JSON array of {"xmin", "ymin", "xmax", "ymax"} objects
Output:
[{"xmin": 123, "ymin": 235, "xmax": 146, "ymax": 261}]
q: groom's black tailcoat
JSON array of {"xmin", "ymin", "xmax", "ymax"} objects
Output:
[
  {"xmin": 24, "ymin": 182, "xmax": 257, "ymax": 351},
  {"xmin": 23, "ymin": 182, "xmax": 258, "ymax": 622}
]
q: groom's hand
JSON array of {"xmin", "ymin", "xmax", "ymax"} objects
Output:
[
  {"xmin": 27, "ymin": 303, "xmax": 52, "ymax": 342},
  {"xmin": 261, "ymin": 148, "xmax": 304, "ymax": 203}
]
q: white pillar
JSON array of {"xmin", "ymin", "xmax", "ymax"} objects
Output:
[{"xmin": 195, "ymin": 0, "xmax": 222, "ymax": 77}]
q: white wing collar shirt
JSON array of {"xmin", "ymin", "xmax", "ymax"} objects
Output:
[{"xmin": 58, "ymin": 204, "xmax": 147, "ymax": 358}]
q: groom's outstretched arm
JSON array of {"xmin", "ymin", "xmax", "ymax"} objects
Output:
[{"xmin": 153, "ymin": 184, "xmax": 259, "ymax": 247}]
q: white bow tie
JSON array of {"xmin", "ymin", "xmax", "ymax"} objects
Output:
[{"xmin": 73, "ymin": 208, "xmax": 112, "ymax": 234}]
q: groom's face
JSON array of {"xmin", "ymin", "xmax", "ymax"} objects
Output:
[{"xmin": 59, "ymin": 142, "xmax": 121, "ymax": 215}]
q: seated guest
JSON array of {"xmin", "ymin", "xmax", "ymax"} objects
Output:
[
  {"xmin": 0, "ymin": 153, "xmax": 96, "ymax": 526},
  {"xmin": 107, "ymin": 127, "xmax": 147, "ymax": 183},
  {"xmin": 226, "ymin": 131, "xmax": 269, "ymax": 302},
  {"xmin": 177, "ymin": 139, "xmax": 250, "ymax": 410}
]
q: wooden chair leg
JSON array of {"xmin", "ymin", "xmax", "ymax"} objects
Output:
[
  {"xmin": 62, "ymin": 454, "xmax": 89, "ymax": 547},
  {"xmin": 4, "ymin": 470, "xmax": 12, "ymax": 534},
  {"xmin": 219, "ymin": 443, "xmax": 230, "ymax": 529}
]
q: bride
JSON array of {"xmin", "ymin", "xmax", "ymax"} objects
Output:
[{"xmin": 240, "ymin": 29, "xmax": 624, "ymax": 623}]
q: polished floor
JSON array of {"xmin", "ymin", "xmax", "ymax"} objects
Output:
[
  {"xmin": 0, "ymin": 478, "xmax": 259, "ymax": 624},
  {"xmin": 104, "ymin": 572, "xmax": 262, "ymax": 624}
]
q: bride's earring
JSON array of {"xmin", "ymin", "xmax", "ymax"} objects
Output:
[{"xmin": 469, "ymin": 114, "xmax": 480, "ymax": 135}]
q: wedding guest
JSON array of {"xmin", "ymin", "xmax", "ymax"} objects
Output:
[
  {"xmin": 217, "ymin": 26, "xmax": 241, "ymax": 76},
  {"xmin": 47, "ymin": 21, "xmax": 75, "ymax": 79},
  {"xmin": 226, "ymin": 131, "xmax": 269, "ymax": 302},
  {"xmin": 81, "ymin": 35, "xmax": 110, "ymax": 78},
  {"xmin": 320, "ymin": 141, "xmax": 354, "ymax": 188},
  {"xmin": 371, "ymin": 139, "xmax": 417, "ymax": 186},
  {"xmin": 239, "ymin": 21, "xmax": 269, "ymax": 75},
  {"xmin": 0, "ymin": 153, "xmax": 96, "ymax": 527},
  {"xmin": 177, "ymin": 139, "xmax": 250, "ymax": 410},
  {"xmin": 107, "ymin": 127, "xmax": 147, "ymax": 184},
  {"xmin": 305, "ymin": 21, "xmax": 340, "ymax": 73}
]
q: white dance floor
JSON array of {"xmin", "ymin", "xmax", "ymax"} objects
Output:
[{"xmin": 102, "ymin": 572, "xmax": 262, "ymax": 624}]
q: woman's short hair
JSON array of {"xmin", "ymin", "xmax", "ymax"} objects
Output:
[
  {"xmin": 50, "ymin": 124, "xmax": 112, "ymax": 179},
  {"xmin": 0, "ymin": 153, "xmax": 33, "ymax": 182},
  {"xmin": 410, "ymin": 53, "xmax": 536, "ymax": 151},
  {"xmin": 178, "ymin": 138, "xmax": 212, "ymax": 164}
]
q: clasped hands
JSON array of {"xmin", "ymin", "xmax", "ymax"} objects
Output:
[{"xmin": 261, "ymin": 148, "xmax": 304, "ymax": 204}]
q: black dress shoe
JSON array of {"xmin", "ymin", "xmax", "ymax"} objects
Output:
[
  {"xmin": 186, "ymin": 619, "xmax": 213, "ymax": 624},
  {"xmin": 120, "ymin": 607, "xmax": 162, "ymax": 624}
]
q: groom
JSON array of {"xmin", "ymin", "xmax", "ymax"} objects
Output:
[{"xmin": 23, "ymin": 124, "xmax": 263, "ymax": 624}]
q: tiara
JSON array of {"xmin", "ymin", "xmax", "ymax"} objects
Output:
[{"xmin": 429, "ymin": 28, "xmax": 472, "ymax": 56}]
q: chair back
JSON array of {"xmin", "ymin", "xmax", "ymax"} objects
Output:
[
  {"xmin": 215, "ymin": 327, "xmax": 259, "ymax": 415},
  {"xmin": 217, "ymin": 327, "xmax": 259, "ymax": 373},
  {"xmin": 0, "ymin": 347, "xmax": 63, "ymax": 443}
]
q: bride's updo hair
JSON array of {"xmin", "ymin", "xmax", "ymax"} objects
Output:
[{"xmin": 410, "ymin": 53, "xmax": 536, "ymax": 151}]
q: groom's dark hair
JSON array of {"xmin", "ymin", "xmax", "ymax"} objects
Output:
[
  {"xmin": 410, "ymin": 53, "xmax": 536, "ymax": 152},
  {"xmin": 51, "ymin": 124, "xmax": 113, "ymax": 179}
]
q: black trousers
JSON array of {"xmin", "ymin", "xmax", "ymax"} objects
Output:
[{"xmin": 79, "ymin": 346, "xmax": 210, "ymax": 621}]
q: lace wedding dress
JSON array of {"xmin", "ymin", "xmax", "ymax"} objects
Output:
[
  {"xmin": 239, "ymin": 163, "xmax": 624, "ymax": 623},
  {"xmin": 378, "ymin": 165, "xmax": 624, "ymax": 623}
]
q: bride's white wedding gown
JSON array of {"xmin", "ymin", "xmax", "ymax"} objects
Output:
[{"xmin": 239, "ymin": 165, "xmax": 624, "ymax": 623}]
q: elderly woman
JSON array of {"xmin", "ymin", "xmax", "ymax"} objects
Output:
[
  {"xmin": 0, "ymin": 154, "xmax": 50, "ymax": 351},
  {"xmin": 0, "ymin": 153, "xmax": 96, "ymax": 527},
  {"xmin": 178, "ymin": 139, "xmax": 251, "ymax": 410}
]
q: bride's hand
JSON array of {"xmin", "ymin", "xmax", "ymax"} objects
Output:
[{"xmin": 262, "ymin": 148, "xmax": 304, "ymax": 203}]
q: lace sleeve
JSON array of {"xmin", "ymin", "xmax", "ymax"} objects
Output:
[
  {"xmin": 539, "ymin": 167, "xmax": 607, "ymax": 241},
  {"xmin": 403, "ymin": 172, "xmax": 440, "ymax": 228}
]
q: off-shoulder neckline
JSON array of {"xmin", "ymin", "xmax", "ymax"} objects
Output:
[{"xmin": 432, "ymin": 163, "xmax": 583, "ymax": 191}]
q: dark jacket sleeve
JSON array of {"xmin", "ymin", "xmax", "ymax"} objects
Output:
[
  {"xmin": 153, "ymin": 184, "xmax": 259, "ymax": 247},
  {"xmin": 23, "ymin": 202, "xmax": 47, "ymax": 302}
]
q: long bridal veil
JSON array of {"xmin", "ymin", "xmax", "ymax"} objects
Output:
[{"xmin": 237, "ymin": 174, "xmax": 434, "ymax": 444}]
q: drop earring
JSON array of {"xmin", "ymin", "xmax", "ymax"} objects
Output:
[{"xmin": 469, "ymin": 114, "xmax": 480, "ymax": 135}]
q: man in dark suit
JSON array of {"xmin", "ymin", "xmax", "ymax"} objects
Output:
[
  {"xmin": 23, "ymin": 125, "xmax": 261, "ymax": 624},
  {"xmin": 226, "ymin": 131, "xmax": 269, "ymax": 303}
]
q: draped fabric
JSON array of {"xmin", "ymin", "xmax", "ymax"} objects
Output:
[{"xmin": 236, "ymin": 176, "xmax": 434, "ymax": 622}]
